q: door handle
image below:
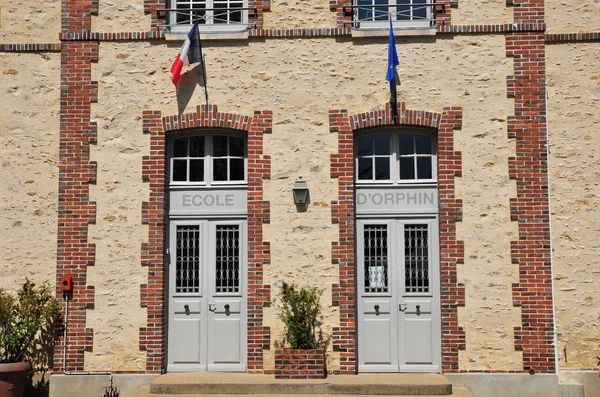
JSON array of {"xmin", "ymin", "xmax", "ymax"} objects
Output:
[
  {"xmin": 374, "ymin": 304, "xmax": 380, "ymax": 315},
  {"xmin": 399, "ymin": 303, "xmax": 407, "ymax": 312},
  {"xmin": 416, "ymin": 305, "xmax": 421, "ymax": 316},
  {"xmin": 208, "ymin": 303, "xmax": 217, "ymax": 312}
]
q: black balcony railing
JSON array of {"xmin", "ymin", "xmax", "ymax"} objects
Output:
[
  {"xmin": 157, "ymin": 7, "xmax": 258, "ymax": 27},
  {"xmin": 342, "ymin": 2, "xmax": 445, "ymax": 28}
]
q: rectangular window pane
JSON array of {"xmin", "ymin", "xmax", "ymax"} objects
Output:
[
  {"xmin": 417, "ymin": 157, "xmax": 432, "ymax": 179},
  {"xmin": 173, "ymin": 159, "xmax": 187, "ymax": 181},
  {"xmin": 230, "ymin": 1, "xmax": 243, "ymax": 23},
  {"xmin": 173, "ymin": 138, "xmax": 188, "ymax": 157},
  {"xmin": 176, "ymin": 225, "xmax": 200, "ymax": 294},
  {"xmin": 230, "ymin": 158, "xmax": 244, "ymax": 181},
  {"xmin": 358, "ymin": 158, "xmax": 373, "ymax": 180},
  {"xmin": 190, "ymin": 159, "xmax": 204, "ymax": 182},
  {"xmin": 213, "ymin": 135, "xmax": 228, "ymax": 157},
  {"xmin": 399, "ymin": 157, "xmax": 415, "ymax": 179},
  {"xmin": 374, "ymin": 0, "xmax": 388, "ymax": 20},
  {"xmin": 364, "ymin": 225, "xmax": 388, "ymax": 293},
  {"xmin": 399, "ymin": 134, "xmax": 413, "ymax": 155},
  {"xmin": 213, "ymin": 158, "xmax": 228, "ymax": 181},
  {"xmin": 357, "ymin": 0, "xmax": 373, "ymax": 20},
  {"xmin": 375, "ymin": 157, "xmax": 390, "ymax": 180},
  {"xmin": 374, "ymin": 133, "xmax": 390, "ymax": 155},
  {"xmin": 404, "ymin": 224, "xmax": 429, "ymax": 293},
  {"xmin": 215, "ymin": 225, "xmax": 240, "ymax": 293},
  {"xmin": 415, "ymin": 134, "xmax": 432, "ymax": 154},
  {"xmin": 357, "ymin": 135, "xmax": 373, "ymax": 157},
  {"xmin": 413, "ymin": 0, "xmax": 428, "ymax": 19},
  {"xmin": 230, "ymin": 136, "xmax": 244, "ymax": 157},
  {"xmin": 189, "ymin": 136, "xmax": 204, "ymax": 157}
]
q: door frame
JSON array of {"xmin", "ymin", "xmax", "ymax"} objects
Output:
[
  {"xmin": 166, "ymin": 218, "xmax": 248, "ymax": 372},
  {"xmin": 356, "ymin": 215, "xmax": 442, "ymax": 373}
]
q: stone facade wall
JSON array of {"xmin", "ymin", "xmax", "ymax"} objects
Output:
[
  {"xmin": 0, "ymin": 0, "xmax": 60, "ymax": 44},
  {"xmin": 546, "ymin": 0, "xmax": 600, "ymax": 34},
  {"xmin": 3, "ymin": 0, "xmax": 599, "ymax": 378},
  {"xmin": 452, "ymin": 0, "xmax": 513, "ymax": 25},
  {"xmin": 263, "ymin": 0, "xmax": 337, "ymax": 29},
  {"xmin": 0, "ymin": 53, "xmax": 59, "ymax": 291},
  {"xmin": 547, "ymin": 42, "xmax": 600, "ymax": 370},
  {"xmin": 76, "ymin": 33, "xmax": 524, "ymax": 372},
  {"xmin": 91, "ymin": 0, "xmax": 150, "ymax": 33}
]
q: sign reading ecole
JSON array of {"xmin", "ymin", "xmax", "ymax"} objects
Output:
[
  {"xmin": 356, "ymin": 187, "xmax": 438, "ymax": 215},
  {"xmin": 169, "ymin": 189, "xmax": 247, "ymax": 216}
]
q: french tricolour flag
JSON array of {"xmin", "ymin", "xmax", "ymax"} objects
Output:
[{"xmin": 170, "ymin": 22, "xmax": 203, "ymax": 86}]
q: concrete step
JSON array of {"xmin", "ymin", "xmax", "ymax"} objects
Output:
[
  {"xmin": 124, "ymin": 388, "xmax": 476, "ymax": 397},
  {"xmin": 135, "ymin": 373, "xmax": 457, "ymax": 396}
]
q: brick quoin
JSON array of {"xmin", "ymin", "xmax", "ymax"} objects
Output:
[
  {"xmin": 329, "ymin": 102, "xmax": 464, "ymax": 374},
  {"xmin": 141, "ymin": 105, "xmax": 272, "ymax": 373},
  {"xmin": 506, "ymin": 30, "xmax": 555, "ymax": 374},
  {"xmin": 54, "ymin": 42, "xmax": 99, "ymax": 372}
]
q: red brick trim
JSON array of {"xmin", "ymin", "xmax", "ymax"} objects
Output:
[
  {"xmin": 250, "ymin": 28, "xmax": 352, "ymax": 38},
  {"xmin": 54, "ymin": 42, "xmax": 99, "ymax": 372},
  {"xmin": 0, "ymin": 44, "xmax": 61, "ymax": 52},
  {"xmin": 140, "ymin": 111, "xmax": 167, "ymax": 373},
  {"xmin": 274, "ymin": 348, "xmax": 326, "ymax": 379},
  {"xmin": 506, "ymin": 31, "xmax": 555, "ymax": 374},
  {"xmin": 44, "ymin": 23, "xmax": 566, "ymax": 44},
  {"xmin": 60, "ymin": 32, "xmax": 164, "ymax": 41},
  {"xmin": 61, "ymin": 0, "xmax": 96, "ymax": 34},
  {"xmin": 329, "ymin": 102, "xmax": 464, "ymax": 374},
  {"xmin": 513, "ymin": 0, "xmax": 544, "ymax": 24},
  {"xmin": 141, "ymin": 104, "xmax": 272, "ymax": 373},
  {"xmin": 437, "ymin": 106, "xmax": 465, "ymax": 373},
  {"xmin": 438, "ymin": 23, "xmax": 545, "ymax": 33},
  {"xmin": 545, "ymin": 32, "xmax": 600, "ymax": 43}
]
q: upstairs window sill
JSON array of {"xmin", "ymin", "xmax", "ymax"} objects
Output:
[
  {"xmin": 165, "ymin": 30, "xmax": 250, "ymax": 41},
  {"xmin": 352, "ymin": 26, "xmax": 436, "ymax": 38}
]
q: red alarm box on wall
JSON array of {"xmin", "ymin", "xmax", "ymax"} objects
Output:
[{"xmin": 60, "ymin": 275, "xmax": 73, "ymax": 292}]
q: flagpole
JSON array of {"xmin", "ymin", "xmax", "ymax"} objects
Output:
[
  {"xmin": 195, "ymin": 16, "xmax": 209, "ymax": 107},
  {"xmin": 389, "ymin": 14, "xmax": 398, "ymax": 126}
]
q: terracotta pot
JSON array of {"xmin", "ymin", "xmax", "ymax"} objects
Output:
[{"xmin": 0, "ymin": 362, "xmax": 31, "ymax": 397}]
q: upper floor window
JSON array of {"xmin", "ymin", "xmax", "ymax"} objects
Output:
[
  {"xmin": 170, "ymin": 133, "xmax": 246, "ymax": 185},
  {"xmin": 356, "ymin": 130, "xmax": 436, "ymax": 184},
  {"xmin": 170, "ymin": 0, "xmax": 248, "ymax": 32},
  {"xmin": 353, "ymin": 0, "xmax": 432, "ymax": 29}
]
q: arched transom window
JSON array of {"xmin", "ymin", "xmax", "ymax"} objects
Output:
[
  {"xmin": 355, "ymin": 130, "xmax": 437, "ymax": 184},
  {"xmin": 169, "ymin": 132, "xmax": 247, "ymax": 185}
]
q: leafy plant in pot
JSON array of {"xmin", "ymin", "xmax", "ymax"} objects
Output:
[
  {"xmin": 274, "ymin": 282, "xmax": 330, "ymax": 379},
  {"xmin": 0, "ymin": 280, "xmax": 59, "ymax": 397}
]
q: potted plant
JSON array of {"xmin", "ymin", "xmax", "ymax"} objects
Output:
[
  {"xmin": 274, "ymin": 282, "xmax": 330, "ymax": 379},
  {"xmin": 0, "ymin": 280, "xmax": 59, "ymax": 397}
]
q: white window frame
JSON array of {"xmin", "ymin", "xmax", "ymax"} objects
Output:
[
  {"xmin": 355, "ymin": 129, "xmax": 437, "ymax": 185},
  {"xmin": 169, "ymin": 132, "xmax": 248, "ymax": 187},
  {"xmin": 354, "ymin": 0, "xmax": 432, "ymax": 30},
  {"xmin": 170, "ymin": 0, "xmax": 249, "ymax": 33}
]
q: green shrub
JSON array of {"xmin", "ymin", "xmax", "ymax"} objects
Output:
[
  {"xmin": 275, "ymin": 282, "xmax": 329, "ymax": 350},
  {"xmin": 0, "ymin": 280, "xmax": 60, "ymax": 363}
]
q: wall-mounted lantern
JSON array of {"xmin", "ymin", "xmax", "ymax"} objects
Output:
[{"xmin": 292, "ymin": 177, "xmax": 309, "ymax": 206}]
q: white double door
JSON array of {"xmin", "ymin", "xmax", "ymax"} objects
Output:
[
  {"xmin": 167, "ymin": 219, "xmax": 247, "ymax": 372},
  {"xmin": 358, "ymin": 218, "xmax": 441, "ymax": 372}
]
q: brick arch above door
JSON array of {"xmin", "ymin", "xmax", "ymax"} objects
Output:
[
  {"xmin": 329, "ymin": 102, "xmax": 466, "ymax": 374},
  {"xmin": 140, "ymin": 104, "xmax": 272, "ymax": 373}
]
